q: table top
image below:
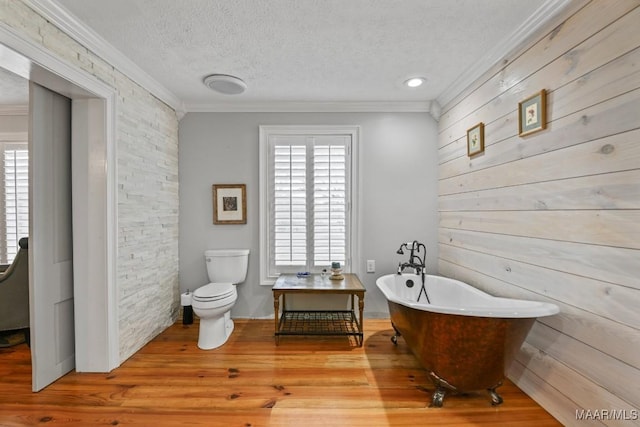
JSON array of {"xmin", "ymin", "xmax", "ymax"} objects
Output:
[{"xmin": 273, "ymin": 273, "xmax": 366, "ymax": 293}]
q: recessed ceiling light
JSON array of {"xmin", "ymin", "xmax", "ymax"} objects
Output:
[
  {"xmin": 203, "ymin": 74, "xmax": 247, "ymax": 95},
  {"xmin": 405, "ymin": 77, "xmax": 426, "ymax": 88}
]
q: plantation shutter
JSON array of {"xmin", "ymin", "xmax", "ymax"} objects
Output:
[
  {"xmin": 273, "ymin": 141, "xmax": 307, "ymax": 266},
  {"xmin": 269, "ymin": 134, "xmax": 350, "ymax": 276},
  {"xmin": 1, "ymin": 143, "xmax": 29, "ymax": 264},
  {"xmin": 313, "ymin": 142, "xmax": 347, "ymax": 266}
]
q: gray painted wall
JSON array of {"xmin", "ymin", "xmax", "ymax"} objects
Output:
[
  {"xmin": 0, "ymin": 114, "xmax": 27, "ymax": 133},
  {"xmin": 179, "ymin": 112, "xmax": 439, "ymax": 318}
]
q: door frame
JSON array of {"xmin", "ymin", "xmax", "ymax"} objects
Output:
[{"xmin": 0, "ymin": 22, "xmax": 119, "ymax": 371}]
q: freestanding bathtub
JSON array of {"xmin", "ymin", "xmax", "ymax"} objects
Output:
[{"xmin": 376, "ymin": 273, "xmax": 559, "ymax": 407}]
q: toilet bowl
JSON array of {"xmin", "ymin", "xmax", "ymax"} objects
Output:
[
  {"xmin": 191, "ymin": 249, "xmax": 249, "ymax": 350},
  {"xmin": 192, "ymin": 283, "xmax": 237, "ymax": 349}
]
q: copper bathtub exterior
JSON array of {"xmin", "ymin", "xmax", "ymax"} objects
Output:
[
  {"xmin": 388, "ymin": 299, "xmax": 535, "ymax": 406},
  {"xmin": 377, "ymin": 273, "xmax": 559, "ymax": 407}
]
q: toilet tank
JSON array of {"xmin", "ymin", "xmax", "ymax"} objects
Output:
[{"xmin": 204, "ymin": 249, "xmax": 250, "ymax": 284}]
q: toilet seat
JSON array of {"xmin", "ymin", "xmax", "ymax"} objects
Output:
[{"xmin": 193, "ymin": 282, "xmax": 235, "ymax": 302}]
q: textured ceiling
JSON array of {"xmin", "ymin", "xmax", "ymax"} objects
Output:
[
  {"xmin": 54, "ymin": 0, "xmax": 551, "ymax": 110},
  {"xmin": 3, "ymin": 0, "xmax": 559, "ymax": 110}
]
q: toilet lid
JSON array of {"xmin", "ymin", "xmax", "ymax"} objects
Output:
[{"xmin": 193, "ymin": 282, "xmax": 235, "ymax": 301}]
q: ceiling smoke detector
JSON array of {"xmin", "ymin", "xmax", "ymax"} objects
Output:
[{"xmin": 203, "ymin": 74, "xmax": 247, "ymax": 95}]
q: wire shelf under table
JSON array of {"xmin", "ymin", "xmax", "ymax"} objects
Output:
[{"xmin": 276, "ymin": 310, "xmax": 361, "ymax": 337}]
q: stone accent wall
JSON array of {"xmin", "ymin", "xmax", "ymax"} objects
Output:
[{"xmin": 2, "ymin": 0, "xmax": 180, "ymax": 362}]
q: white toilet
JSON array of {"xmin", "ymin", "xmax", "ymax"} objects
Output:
[{"xmin": 191, "ymin": 249, "xmax": 249, "ymax": 350}]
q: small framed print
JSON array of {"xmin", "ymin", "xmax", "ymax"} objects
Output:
[
  {"xmin": 466, "ymin": 122, "xmax": 485, "ymax": 157},
  {"xmin": 518, "ymin": 89, "xmax": 547, "ymax": 137},
  {"xmin": 213, "ymin": 184, "xmax": 246, "ymax": 224}
]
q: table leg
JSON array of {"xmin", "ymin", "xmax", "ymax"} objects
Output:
[
  {"xmin": 358, "ymin": 292, "xmax": 365, "ymax": 347},
  {"xmin": 273, "ymin": 292, "xmax": 280, "ymax": 345}
]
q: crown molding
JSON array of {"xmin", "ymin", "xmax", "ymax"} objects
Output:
[
  {"xmin": 23, "ymin": 0, "xmax": 186, "ymax": 117},
  {"xmin": 185, "ymin": 100, "xmax": 433, "ymax": 114},
  {"xmin": 22, "ymin": 0, "xmax": 559, "ymax": 122},
  {"xmin": 0, "ymin": 104, "xmax": 28, "ymax": 115},
  {"xmin": 436, "ymin": 0, "xmax": 573, "ymax": 108},
  {"xmin": 428, "ymin": 100, "xmax": 441, "ymax": 122}
]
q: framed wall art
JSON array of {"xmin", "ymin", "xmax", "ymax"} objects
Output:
[
  {"xmin": 518, "ymin": 89, "xmax": 547, "ymax": 137},
  {"xmin": 466, "ymin": 122, "xmax": 485, "ymax": 157},
  {"xmin": 213, "ymin": 184, "xmax": 247, "ymax": 224}
]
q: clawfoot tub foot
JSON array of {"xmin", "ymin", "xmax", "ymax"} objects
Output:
[
  {"xmin": 390, "ymin": 323, "xmax": 402, "ymax": 345},
  {"xmin": 428, "ymin": 371, "xmax": 457, "ymax": 407},
  {"xmin": 488, "ymin": 382, "xmax": 504, "ymax": 406},
  {"xmin": 430, "ymin": 387, "xmax": 447, "ymax": 408}
]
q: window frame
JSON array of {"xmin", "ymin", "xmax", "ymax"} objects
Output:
[{"xmin": 259, "ymin": 125, "xmax": 360, "ymax": 286}]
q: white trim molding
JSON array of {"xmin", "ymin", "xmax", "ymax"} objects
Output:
[
  {"xmin": 437, "ymin": 0, "xmax": 574, "ymax": 108},
  {"xmin": 1, "ymin": 19, "xmax": 120, "ymax": 372},
  {"xmin": 428, "ymin": 100, "xmax": 442, "ymax": 122},
  {"xmin": 189, "ymin": 100, "xmax": 441, "ymax": 123},
  {"xmin": 187, "ymin": 101, "xmax": 434, "ymax": 113},
  {"xmin": 23, "ymin": 0, "xmax": 186, "ymax": 117}
]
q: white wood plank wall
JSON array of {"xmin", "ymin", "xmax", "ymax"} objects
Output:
[{"xmin": 437, "ymin": 1, "xmax": 640, "ymax": 425}]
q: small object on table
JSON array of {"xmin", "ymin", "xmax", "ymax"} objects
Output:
[{"xmin": 330, "ymin": 262, "xmax": 343, "ymax": 280}]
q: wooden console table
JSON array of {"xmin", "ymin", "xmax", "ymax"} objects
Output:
[{"xmin": 272, "ymin": 273, "xmax": 366, "ymax": 346}]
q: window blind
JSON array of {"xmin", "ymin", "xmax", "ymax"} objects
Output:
[
  {"xmin": 1, "ymin": 144, "xmax": 29, "ymax": 264},
  {"xmin": 313, "ymin": 144, "xmax": 346, "ymax": 266},
  {"xmin": 274, "ymin": 144, "xmax": 307, "ymax": 266},
  {"xmin": 270, "ymin": 135, "xmax": 350, "ymax": 274}
]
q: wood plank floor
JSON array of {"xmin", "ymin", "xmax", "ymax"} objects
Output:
[{"xmin": 0, "ymin": 319, "xmax": 561, "ymax": 426}]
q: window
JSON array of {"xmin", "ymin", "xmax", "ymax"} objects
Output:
[
  {"xmin": 0, "ymin": 142, "xmax": 29, "ymax": 264},
  {"xmin": 260, "ymin": 126, "xmax": 359, "ymax": 285}
]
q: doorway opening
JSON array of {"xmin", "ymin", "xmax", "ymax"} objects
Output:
[{"xmin": 0, "ymin": 28, "xmax": 118, "ymax": 390}]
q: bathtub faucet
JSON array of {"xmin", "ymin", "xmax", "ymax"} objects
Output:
[
  {"xmin": 397, "ymin": 240, "xmax": 431, "ymax": 304},
  {"xmin": 396, "ymin": 240, "xmax": 426, "ymax": 274},
  {"xmin": 398, "ymin": 261, "xmax": 423, "ymax": 275}
]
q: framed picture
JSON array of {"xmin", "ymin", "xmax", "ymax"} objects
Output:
[
  {"xmin": 213, "ymin": 184, "xmax": 246, "ymax": 224},
  {"xmin": 466, "ymin": 122, "xmax": 484, "ymax": 157},
  {"xmin": 518, "ymin": 89, "xmax": 547, "ymax": 137}
]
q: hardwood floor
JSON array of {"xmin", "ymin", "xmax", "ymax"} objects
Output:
[{"xmin": 0, "ymin": 319, "xmax": 561, "ymax": 426}]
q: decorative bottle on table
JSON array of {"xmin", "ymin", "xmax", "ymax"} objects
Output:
[{"xmin": 330, "ymin": 262, "xmax": 344, "ymax": 280}]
